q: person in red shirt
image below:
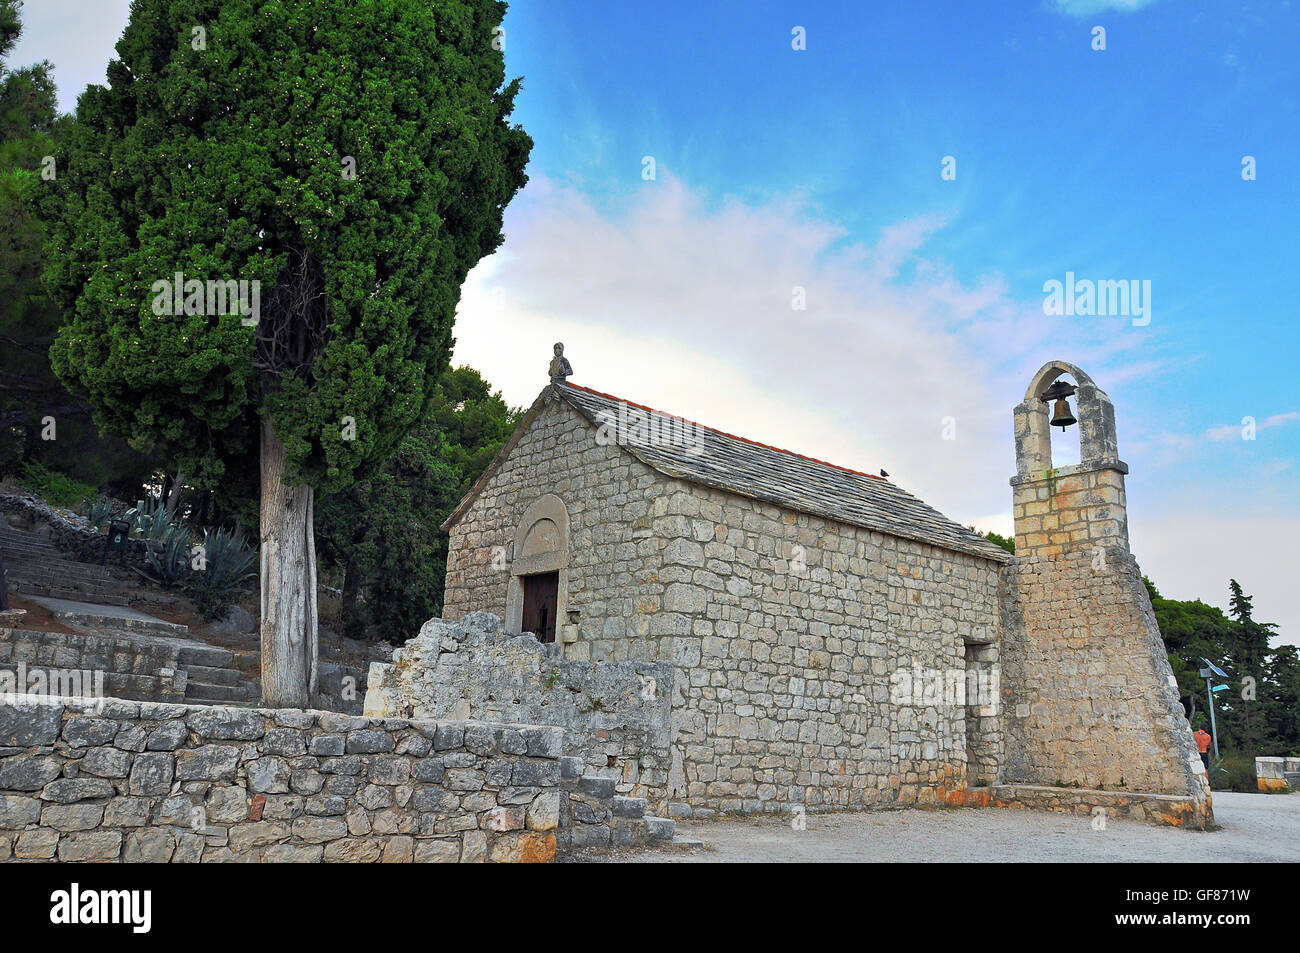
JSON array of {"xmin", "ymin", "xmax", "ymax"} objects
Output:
[{"xmin": 1193, "ymin": 727, "xmax": 1213, "ymax": 770}]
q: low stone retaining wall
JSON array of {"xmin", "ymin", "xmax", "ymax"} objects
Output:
[
  {"xmin": 1, "ymin": 628, "xmax": 187, "ymax": 704},
  {"xmin": 366, "ymin": 612, "xmax": 673, "ymax": 812},
  {"xmin": 1255, "ymin": 757, "xmax": 1299, "ymax": 792},
  {"xmin": 0, "ymin": 695, "xmax": 599, "ymax": 862},
  {"xmin": 980, "ymin": 783, "xmax": 1213, "ymax": 828},
  {"xmin": 0, "ymin": 491, "xmax": 152, "ymax": 572}
]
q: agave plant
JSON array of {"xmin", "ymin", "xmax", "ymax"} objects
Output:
[
  {"xmin": 189, "ymin": 526, "xmax": 258, "ymax": 621},
  {"xmin": 143, "ymin": 522, "xmax": 193, "ymax": 588},
  {"xmin": 125, "ymin": 493, "xmax": 175, "ymax": 540},
  {"xmin": 82, "ymin": 496, "xmax": 123, "ymax": 530}
]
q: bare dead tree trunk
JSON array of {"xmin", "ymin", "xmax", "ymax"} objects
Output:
[
  {"xmin": 260, "ymin": 419, "xmax": 318, "ymax": 707},
  {"xmin": 163, "ymin": 467, "xmax": 186, "ymax": 518}
]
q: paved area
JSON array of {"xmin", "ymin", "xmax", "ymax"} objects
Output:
[
  {"xmin": 26, "ymin": 596, "xmax": 193, "ymax": 647},
  {"xmin": 27, "ymin": 595, "xmax": 168, "ymax": 625},
  {"xmin": 585, "ymin": 792, "xmax": 1300, "ymax": 862}
]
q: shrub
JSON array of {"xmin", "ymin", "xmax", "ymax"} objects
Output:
[
  {"xmin": 1209, "ymin": 751, "xmax": 1258, "ymax": 793},
  {"xmin": 142, "ymin": 523, "xmax": 192, "ymax": 589},
  {"xmin": 19, "ymin": 461, "xmax": 97, "ymax": 509},
  {"xmin": 81, "ymin": 496, "xmax": 124, "ymax": 530},
  {"xmin": 125, "ymin": 494, "xmax": 176, "ymax": 540}
]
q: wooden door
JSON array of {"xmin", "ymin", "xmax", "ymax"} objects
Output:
[{"xmin": 521, "ymin": 571, "xmax": 559, "ymax": 643}]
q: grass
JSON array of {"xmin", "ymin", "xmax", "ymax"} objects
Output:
[{"xmin": 19, "ymin": 461, "xmax": 98, "ymax": 509}]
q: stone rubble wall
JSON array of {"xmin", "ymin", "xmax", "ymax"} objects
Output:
[
  {"xmin": 365, "ymin": 612, "xmax": 674, "ymax": 812},
  {"xmin": 1, "ymin": 491, "xmax": 152, "ymax": 572},
  {"xmin": 0, "ymin": 696, "xmax": 590, "ymax": 862},
  {"xmin": 999, "ymin": 547, "xmax": 1212, "ymax": 827}
]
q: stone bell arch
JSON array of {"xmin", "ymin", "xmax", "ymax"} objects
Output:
[
  {"xmin": 999, "ymin": 361, "xmax": 1213, "ymax": 827},
  {"xmin": 1011, "ymin": 360, "xmax": 1128, "ymax": 556}
]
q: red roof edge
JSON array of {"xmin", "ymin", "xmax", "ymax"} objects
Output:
[{"xmin": 562, "ymin": 382, "xmax": 887, "ymax": 482}]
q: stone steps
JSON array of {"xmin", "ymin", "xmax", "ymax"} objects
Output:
[
  {"xmin": 184, "ymin": 679, "xmax": 259, "ymax": 705},
  {"xmin": 1, "ymin": 527, "xmax": 138, "ymax": 607},
  {"xmin": 0, "ymin": 627, "xmax": 187, "ymax": 704},
  {"xmin": 50, "ymin": 605, "xmax": 190, "ymax": 640},
  {"xmin": 176, "ymin": 646, "xmax": 260, "ymax": 706},
  {"xmin": 560, "ymin": 767, "xmax": 676, "ymax": 851}
]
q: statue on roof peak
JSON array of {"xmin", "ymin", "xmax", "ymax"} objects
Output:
[{"xmin": 549, "ymin": 342, "xmax": 573, "ymax": 383}]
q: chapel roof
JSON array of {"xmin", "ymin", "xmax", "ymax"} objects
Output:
[
  {"xmin": 445, "ymin": 379, "xmax": 1011, "ymax": 564},
  {"xmin": 556, "ymin": 383, "xmax": 1010, "ymax": 563}
]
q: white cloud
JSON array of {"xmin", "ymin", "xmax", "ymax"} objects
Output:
[
  {"xmin": 455, "ymin": 173, "xmax": 1157, "ymax": 530},
  {"xmin": 1135, "ymin": 511, "xmax": 1300, "ymax": 648},
  {"xmin": 455, "ymin": 172, "xmax": 1297, "ymax": 646},
  {"xmin": 1205, "ymin": 411, "xmax": 1299, "ymax": 442},
  {"xmin": 1050, "ymin": 0, "xmax": 1164, "ymax": 16}
]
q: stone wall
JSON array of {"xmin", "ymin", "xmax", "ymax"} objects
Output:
[
  {"xmin": 1000, "ymin": 547, "xmax": 1212, "ymax": 826},
  {"xmin": 1, "ymin": 491, "xmax": 152, "ymax": 571},
  {"xmin": 652, "ymin": 481, "xmax": 1004, "ymax": 815},
  {"xmin": 443, "ymin": 396, "xmax": 681, "ymax": 662},
  {"xmin": 1, "ymin": 627, "xmax": 187, "ymax": 704},
  {"xmin": 0, "ymin": 696, "xmax": 582, "ymax": 862},
  {"xmin": 364, "ymin": 612, "xmax": 673, "ymax": 811},
  {"xmin": 1011, "ymin": 465, "xmax": 1130, "ymax": 556}
]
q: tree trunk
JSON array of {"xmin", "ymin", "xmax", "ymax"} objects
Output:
[
  {"xmin": 259, "ymin": 419, "xmax": 318, "ymax": 707},
  {"xmin": 342, "ymin": 556, "xmax": 360, "ymax": 634}
]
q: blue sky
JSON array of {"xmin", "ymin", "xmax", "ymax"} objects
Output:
[{"xmin": 12, "ymin": 0, "xmax": 1300, "ymax": 637}]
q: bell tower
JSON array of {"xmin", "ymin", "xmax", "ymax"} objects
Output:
[
  {"xmin": 999, "ymin": 361, "xmax": 1212, "ymax": 826},
  {"xmin": 1011, "ymin": 361, "xmax": 1129, "ymax": 558}
]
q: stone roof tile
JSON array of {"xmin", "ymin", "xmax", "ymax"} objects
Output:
[{"xmin": 557, "ymin": 382, "xmax": 1011, "ymax": 564}]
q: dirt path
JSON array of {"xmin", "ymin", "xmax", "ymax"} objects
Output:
[{"xmin": 581, "ymin": 792, "xmax": 1299, "ymax": 863}]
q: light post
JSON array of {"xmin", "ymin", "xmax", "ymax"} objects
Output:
[{"xmin": 1200, "ymin": 657, "xmax": 1230, "ymax": 759}]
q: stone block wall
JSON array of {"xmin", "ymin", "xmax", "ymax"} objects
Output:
[
  {"xmin": 1011, "ymin": 465, "xmax": 1129, "ymax": 556},
  {"xmin": 0, "ymin": 696, "xmax": 579, "ymax": 862},
  {"xmin": 651, "ymin": 482, "xmax": 1005, "ymax": 814},
  {"xmin": 365, "ymin": 612, "xmax": 674, "ymax": 811},
  {"xmin": 999, "ymin": 547, "xmax": 1212, "ymax": 825},
  {"xmin": 443, "ymin": 397, "xmax": 682, "ymax": 662},
  {"xmin": 443, "ymin": 396, "xmax": 1008, "ymax": 817}
]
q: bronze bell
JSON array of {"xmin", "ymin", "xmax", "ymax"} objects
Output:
[{"xmin": 1050, "ymin": 397, "xmax": 1077, "ymax": 431}]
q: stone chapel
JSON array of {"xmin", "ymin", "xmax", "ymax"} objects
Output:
[{"xmin": 375, "ymin": 349, "xmax": 1211, "ymax": 827}]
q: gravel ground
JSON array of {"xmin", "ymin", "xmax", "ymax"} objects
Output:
[{"xmin": 575, "ymin": 792, "xmax": 1300, "ymax": 862}]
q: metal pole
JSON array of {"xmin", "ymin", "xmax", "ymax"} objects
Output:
[{"xmin": 1205, "ymin": 677, "xmax": 1220, "ymax": 759}]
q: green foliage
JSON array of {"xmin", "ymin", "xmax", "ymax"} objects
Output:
[
  {"xmin": 0, "ymin": 0, "xmax": 153, "ymax": 492},
  {"xmin": 19, "ymin": 461, "xmax": 96, "ymax": 508},
  {"xmin": 143, "ymin": 523, "xmax": 193, "ymax": 589},
  {"xmin": 316, "ymin": 365, "xmax": 521, "ymax": 641},
  {"xmin": 190, "ymin": 526, "xmax": 257, "ymax": 621},
  {"xmin": 40, "ymin": 0, "xmax": 531, "ymax": 506},
  {"xmin": 81, "ymin": 495, "xmax": 125, "ymax": 530},
  {"xmin": 976, "ymin": 529, "xmax": 1015, "ymax": 554},
  {"xmin": 1152, "ymin": 576, "xmax": 1296, "ymax": 758},
  {"xmin": 1209, "ymin": 752, "xmax": 1257, "ymax": 793}
]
